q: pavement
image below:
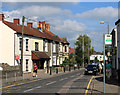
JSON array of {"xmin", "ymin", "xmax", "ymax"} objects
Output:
[{"xmin": 87, "ymin": 74, "xmax": 120, "ymax": 95}]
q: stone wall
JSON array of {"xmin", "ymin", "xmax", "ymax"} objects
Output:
[{"xmin": 0, "ymin": 63, "xmax": 21, "ymax": 79}]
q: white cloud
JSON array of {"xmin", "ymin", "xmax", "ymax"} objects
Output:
[
  {"xmin": 54, "ymin": 19, "xmax": 87, "ymax": 33},
  {"xmin": 4, "ymin": 5, "xmax": 73, "ymax": 18},
  {"xmin": 76, "ymin": 7, "xmax": 118, "ymax": 20}
]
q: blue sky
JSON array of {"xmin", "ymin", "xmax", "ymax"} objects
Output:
[{"xmin": 1, "ymin": 2, "xmax": 118, "ymax": 52}]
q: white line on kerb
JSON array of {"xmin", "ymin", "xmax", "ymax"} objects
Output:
[
  {"xmin": 46, "ymin": 81, "xmax": 56, "ymax": 85},
  {"xmin": 24, "ymin": 88, "xmax": 34, "ymax": 93}
]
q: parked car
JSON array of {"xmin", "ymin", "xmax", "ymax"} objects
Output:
[{"xmin": 84, "ymin": 64, "xmax": 98, "ymax": 75}]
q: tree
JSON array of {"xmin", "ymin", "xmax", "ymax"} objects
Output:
[{"xmin": 75, "ymin": 34, "xmax": 94, "ymax": 66}]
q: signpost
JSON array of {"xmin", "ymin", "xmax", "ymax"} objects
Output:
[{"xmin": 103, "ymin": 34, "xmax": 112, "ymax": 93}]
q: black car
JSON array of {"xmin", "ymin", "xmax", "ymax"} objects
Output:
[{"xmin": 84, "ymin": 64, "xmax": 98, "ymax": 75}]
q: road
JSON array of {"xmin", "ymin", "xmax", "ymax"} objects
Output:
[{"xmin": 2, "ymin": 69, "xmax": 94, "ymax": 94}]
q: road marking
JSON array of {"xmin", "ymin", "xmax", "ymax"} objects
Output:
[
  {"xmin": 1, "ymin": 70, "xmax": 83, "ymax": 90},
  {"xmin": 46, "ymin": 81, "xmax": 56, "ymax": 86},
  {"xmin": 1, "ymin": 78, "xmax": 42, "ymax": 90},
  {"xmin": 85, "ymin": 76, "xmax": 94, "ymax": 95},
  {"xmin": 35, "ymin": 86, "xmax": 41, "ymax": 89},
  {"xmin": 24, "ymin": 88, "xmax": 34, "ymax": 93},
  {"xmin": 59, "ymin": 78, "xmax": 68, "ymax": 81}
]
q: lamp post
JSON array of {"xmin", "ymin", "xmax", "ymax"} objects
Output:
[{"xmin": 100, "ymin": 21, "xmax": 110, "ymax": 93}]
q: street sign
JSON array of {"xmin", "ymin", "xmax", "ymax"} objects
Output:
[{"xmin": 105, "ymin": 34, "xmax": 112, "ymax": 45}]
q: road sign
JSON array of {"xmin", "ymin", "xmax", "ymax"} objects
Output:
[{"xmin": 105, "ymin": 34, "xmax": 112, "ymax": 45}]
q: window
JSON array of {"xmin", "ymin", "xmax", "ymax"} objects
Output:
[
  {"xmin": 26, "ymin": 39, "xmax": 29, "ymax": 51},
  {"xmin": 65, "ymin": 46, "xmax": 67, "ymax": 52},
  {"xmin": 53, "ymin": 57, "xmax": 56, "ymax": 65},
  {"xmin": 19, "ymin": 38, "xmax": 22, "ymax": 50},
  {"xmin": 53, "ymin": 43, "xmax": 56, "ymax": 52},
  {"xmin": 35, "ymin": 42, "xmax": 39, "ymax": 51},
  {"xmin": 26, "ymin": 59, "xmax": 28, "ymax": 71},
  {"xmin": 45, "ymin": 41, "xmax": 48, "ymax": 52}
]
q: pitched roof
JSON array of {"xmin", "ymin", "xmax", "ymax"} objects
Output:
[
  {"xmin": 60, "ymin": 38, "xmax": 69, "ymax": 44},
  {"xmin": 69, "ymin": 47, "xmax": 75, "ymax": 54},
  {"xmin": 4, "ymin": 21, "xmax": 59, "ymax": 42},
  {"xmin": 115, "ymin": 19, "xmax": 120, "ymax": 25},
  {"xmin": 32, "ymin": 51, "xmax": 50, "ymax": 60},
  {"xmin": 43, "ymin": 29, "xmax": 61, "ymax": 42}
]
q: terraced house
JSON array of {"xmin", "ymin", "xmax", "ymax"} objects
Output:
[{"xmin": 0, "ymin": 14, "xmax": 69, "ymax": 73}]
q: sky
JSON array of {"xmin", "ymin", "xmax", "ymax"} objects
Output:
[{"xmin": 1, "ymin": 1, "xmax": 119, "ymax": 52}]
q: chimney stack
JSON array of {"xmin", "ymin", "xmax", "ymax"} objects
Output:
[
  {"xmin": 45, "ymin": 24, "xmax": 50, "ymax": 31},
  {"xmin": 0, "ymin": 14, "xmax": 4, "ymax": 21},
  {"xmin": 13, "ymin": 19, "xmax": 20, "ymax": 25},
  {"xmin": 42, "ymin": 21, "xmax": 45, "ymax": 29},
  {"xmin": 27, "ymin": 22, "xmax": 33, "ymax": 28}
]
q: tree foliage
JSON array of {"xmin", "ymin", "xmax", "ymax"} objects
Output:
[{"xmin": 75, "ymin": 34, "xmax": 95, "ymax": 66}]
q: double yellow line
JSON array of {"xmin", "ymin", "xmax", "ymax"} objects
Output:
[{"xmin": 85, "ymin": 76, "xmax": 94, "ymax": 95}]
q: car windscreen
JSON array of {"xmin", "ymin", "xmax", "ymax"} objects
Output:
[{"xmin": 87, "ymin": 65, "xmax": 96, "ymax": 69}]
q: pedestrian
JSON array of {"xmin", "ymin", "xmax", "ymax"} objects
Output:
[
  {"xmin": 106, "ymin": 61, "xmax": 111, "ymax": 80},
  {"xmin": 33, "ymin": 63, "xmax": 38, "ymax": 77},
  {"xmin": 99, "ymin": 63, "xmax": 102, "ymax": 74}
]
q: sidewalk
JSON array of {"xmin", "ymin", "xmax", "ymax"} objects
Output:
[
  {"xmin": 89, "ymin": 74, "xmax": 120, "ymax": 94},
  {"xmin": 2, "ymin": 68, "xmax": 83, "ymax": 87}
]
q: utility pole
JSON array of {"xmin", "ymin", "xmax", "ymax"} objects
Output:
[
  {"xmin": 82, "ymin": 36, "xmax": 84, "ymax": 67},
  {"xmin": 103, "ymin": 34, "xmax": 106, "ymax": 93},
  {"xmin": 21, "ymin": 16, "xmax": 25, "ymax": 75},
  {"xmin": 88, "ymin": 38, "xmax": 90, "ymax": 64}
]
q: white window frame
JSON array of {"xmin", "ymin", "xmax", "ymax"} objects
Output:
[
  {"xmin": 53, "ymin": 56, "xmax": 56, "ymax": 65},
  {"xmin": 45, "ymin": 41, "xmax": 48, "ymax": 52},
  {"xmin": 53, "ymin": 43, "xmax": 56, "ymax": 53}
]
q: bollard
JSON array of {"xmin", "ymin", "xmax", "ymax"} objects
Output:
[
  {"xmin": 50, "ymin": 67, "xmax": 52, "ymax": 75},
  {"xmin": 14, "ymin": 72, "xmax": 16, "ymax": 81},
  {"xmin": 74, "ymin": 67, "xmax": 75, "ymax": 70},
  {"xmin": 6, "ymin": 73, "xmax": 8, "ymax": 83},
  {"xmin": 64, "ymin": 67, "xmax": 65, "ymax": 73},
  {"xmin": 69, "ymin": 67, "xmax": 71, "ymax": 71},
  {"xmin": 56, "ymin": 68, "xmax": 58, "ymax": 74}
]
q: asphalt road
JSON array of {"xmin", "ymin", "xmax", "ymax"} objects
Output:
[{"xmin": 2, "ymin": 69, "xmax": 93, "ymax": 95}]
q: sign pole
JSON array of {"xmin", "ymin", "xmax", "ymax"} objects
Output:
[{"xmin": 103, "ymin": 33, "xmax": 106, "ymax": 93}]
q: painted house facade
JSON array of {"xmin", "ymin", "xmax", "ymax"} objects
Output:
[
  {"xmin": 111, "ymin": 28, "xmax": 118, "ymax": 77},
  {"xmin": 0, "ymin": 14, "xmax": 69, "ymax": 73}
]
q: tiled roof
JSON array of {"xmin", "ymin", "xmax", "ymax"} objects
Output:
[
  {"xmin": 60, "ymin": 38, "xmax": 69, "ymax": 44},
  {"xmin": 69, "ymin": 47, "xmax": 75, "ymax": 54},
  {"xmin": 4, "ymin": 21, "xmax": 59, "ymax": 42},
  {"xmin": 32, "ymin": 51, "xmax": 50, "ymax": 60},
  {"xmin": 43, "ymin": 29, "xmax": 61, "ymax": 42}
]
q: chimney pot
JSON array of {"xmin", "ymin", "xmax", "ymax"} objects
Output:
[
  {"xmin": 45, "ymin": 24, "xmax": 50, "ymax": 31},
  {"xmin": 0, "ymin": 14, "xmax": 4, "ymax": 21},
  {"xmin": 13, "ymin": 19, "xmax": 20, "ymax": 25}
]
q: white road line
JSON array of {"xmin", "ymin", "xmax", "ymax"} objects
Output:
[
  {"xmin": 46, "ymin": 81, "xmax": 56, "ymax": 86},
  {"xmin": 24, "ymin": 88, "xmax": 34, "ymax": 93},
  {"xmin": 35, "ymin": 86, "xmax": 41, "ymax": 89},
  {"xmin": 59, "ymin": 77, "xmax": 68, "ymax": 81}
]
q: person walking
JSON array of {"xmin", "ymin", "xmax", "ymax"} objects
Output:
[
  {"xmin": 106, "ymin": 61, "xmax": 111, "ymax": 80},
  {"xmin": 99, "ymin": 63, "xmax": 102, "ymax": 74},
  {"xmin": 33, "ymin": 63, "xmax": 38, "ymax": 77}
]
